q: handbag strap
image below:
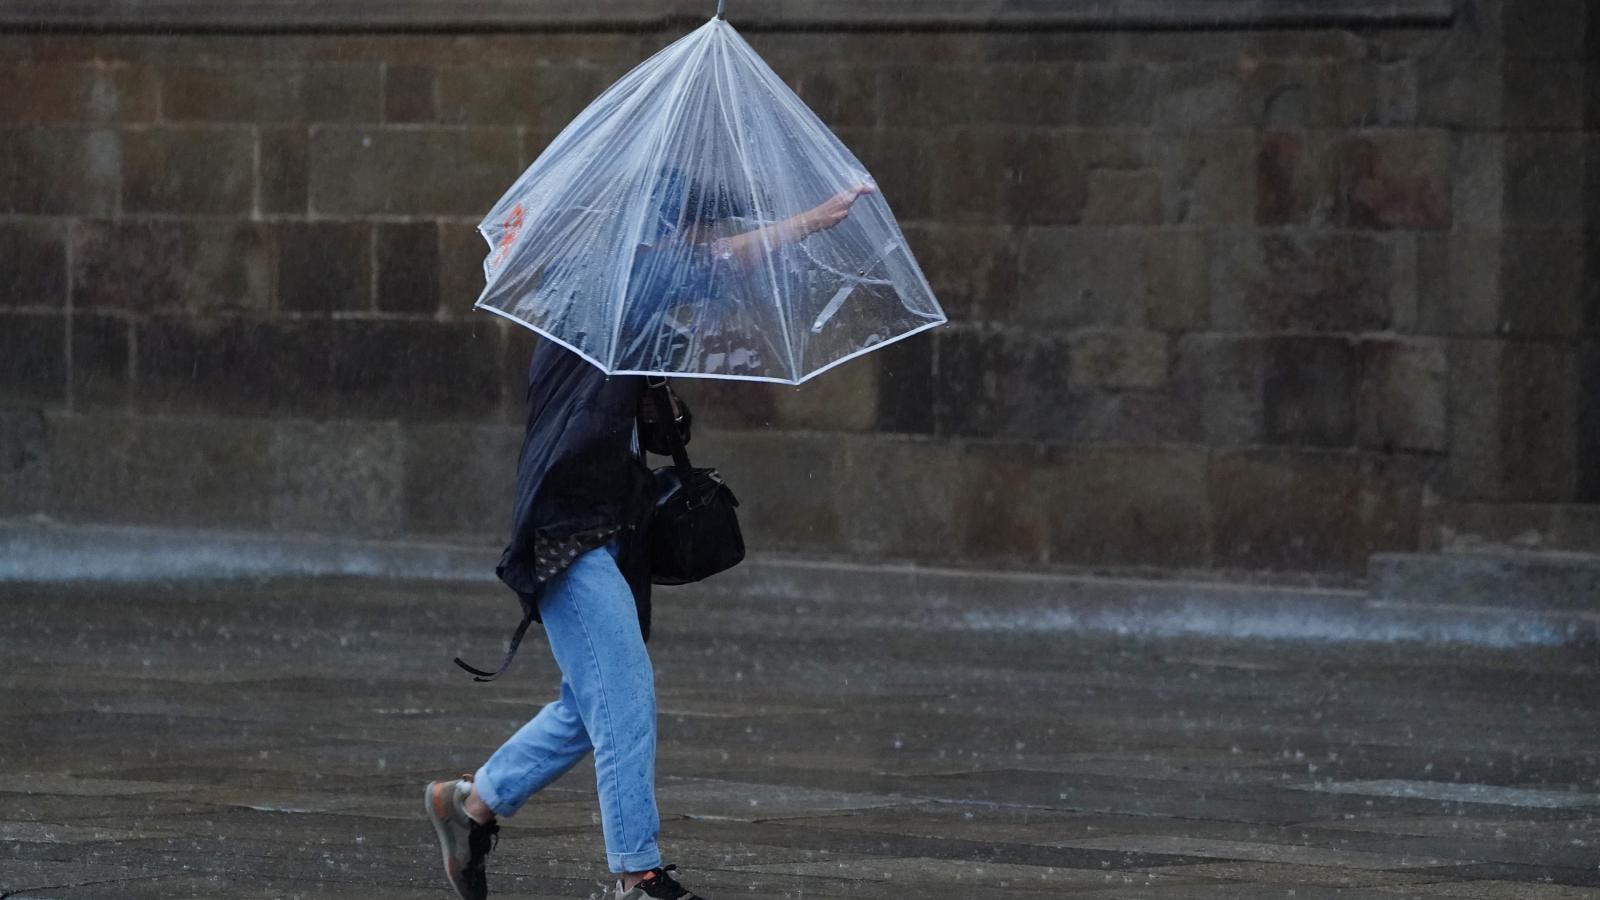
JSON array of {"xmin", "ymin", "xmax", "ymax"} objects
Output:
[{"xmin": 646, "ymin": 378, "xmax": 695, "ymax": 479}]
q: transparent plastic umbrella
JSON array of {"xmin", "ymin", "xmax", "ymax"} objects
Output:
[{"xmin": 474, "ymin": 8, "xmax": 946, "ymax": 385}]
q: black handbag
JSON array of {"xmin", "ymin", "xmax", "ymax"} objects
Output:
[{"xmin": 646, "ymin": 380, "xmax": 744, "ymax": 585}]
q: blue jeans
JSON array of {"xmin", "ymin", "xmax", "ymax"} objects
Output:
[{"xmin": 474, "ymin": 542, "xmax": 662, "ymax": 873}]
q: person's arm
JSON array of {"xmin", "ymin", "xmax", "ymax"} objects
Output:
[{"xmin": 716, "ymin": 183, "xmax": 876, "ymax": 266}]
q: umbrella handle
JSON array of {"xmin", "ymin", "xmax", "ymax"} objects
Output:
[{"xmin": 717, "ymin": 0, "xmax": 726, "ymax": 19}]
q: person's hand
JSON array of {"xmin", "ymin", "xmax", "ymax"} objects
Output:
[{"xmin": 801, "ymin": 183, "xmax": 876, "ymax": 234}]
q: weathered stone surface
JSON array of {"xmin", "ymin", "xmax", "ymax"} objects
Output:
[
  {"xmin": 135, "ymin": 318, "xmax": 330, "ymax": 418},
  {"xmin": 1263, "ymin": 336, "xmax": 1356, "ymax": 447},
  {"xmin": 695, "ymin": 428, "xmax": 843, "ymax": 554},
  {"xmin": 1211, "ymin": 449, "xmax": 1424, "ymax": 570},
  {"xmin": 377, "ymin": 222, "xmax": 441, "ymax": 315},
  {"xmin": 1072, "ymin": 63, "xmax": 1155, "ymax": 126},
  {"xmin": 1069, "ymin": 330, "xmax": 1169, "ymax": 391},
  {"xmin": 1254, "ymin": 130, "xmax": 1330, "ymax": 225},
  {"xmin": 123, "ymin": 126, "xmax": 255, "ymax": 214},
  {"xmin": 0, "ymin": 408, "xmax": 48, "ymax": 516},
  {"xmin": 437, "ymin": 222, "xmax": 488, "ymax": 312},
  {"xmin": 1450, "ymin": 134, "xmax": 1503, "ymax": 229},
  {"xmin": 1173, "ymin": 334, "xmax": 1266, "ymax": 446},
  {"xmin": 1151, "ymin": 130, "xmax": 1254, "ymax": 225},
  {"xmin": 1502, "ymin": 61, "xmax": 1587, "ymax": 130},
  {"xmin": 873, "ymin": 331, "xmax": 936, "ymax": 435},
  {"xmin": 898, "ymin": 223, "xmax": 1018, "ymax": 323},
  {"xmin": 787, "ymin": 64, "xmax": 879, "ymax": 129},
  {"xmin": 402, "ymin": 422, "xmax": 520, "ymax": 537},
  {"xmin": 321, "ymin": 319, "xmax": 503, "ymax": 420},
  {"xmin": 1083, "ymin": 169, "xmax": 1163, "ymax": 226},
  {"xmin": 995, "ymin": 131, "xmax": 1146, "ymax": 227},
  {"xmin": 1499, "ymin": 340, "xmax": 1580, "ymax": 502},
  {"xmin": 1416, "ymin": 230, "xmax": 1502, "ymax": 336},
  {"xmin": 436, "ymin": 64, "xmax": 604, "ymax": 131},
  {"xmin": 839, "ymin": 128, "xmax": 933, "ymax": 223},
  {"xmin": 1017, "ymin": 228, "xmax": 1147, "ymax": 329},
  {"xmin": 73, "ymin": 220, "xmax": 271, "ymax": 313},
  {"xmin": 1045, "ymin": 445, "xmax": 1211, "ymax": 568},
  {"xmin": 1499, "ymin": 229, "xmax": 1591, "ymax": 339},
  {"xmin": 1143, "ymin": 229, "xmax": 1210, "ymax": 332},
  {"xmin": 0, "ymin": 127, "xmax": 119, "ymax": 214},
  {"xmin": 0, "ymin": 313, "xmax": 65, "ymax": 405},
  {"xmin": 160, "ymin": 64, "xmax": 381, "ymax": 122},
  {"xmin": 1416, "ymin": 54, "xmax": 1502, "ymax": 129},
  {"xmin": 308, "ymin": 127, "xmax": 521, "ymax": 216},
  {"xmin": 1442, "ymin": 339, "xmax": 1503, "ymax": 500},
  {"xmin": 383, "ymin": 64, "xmax": 436, "ymax": 123},
  {"xmin": 1211, "ymin": 232, "xmax": 1396, "ymax": 332},
  {"xmin": 258, "ymin": 127, "xmax": 309, "ymax": 215},
  {"xmin": 46, "ymin": 413, "xmax": 275, "ymax": 526},
  {"xmin": 0, "ymin": 62, "xmax": 157, "ymax": 123},
  {"xmin": 933, "ymin": 327, "xmax": 1072, "ymax": 441},
  {"xmin": 0, "ymin": 222, "xmax": 68, "ymax": 309},
  {"xmin": 834, "ymin": 435, "xmax": 960, "ymax": 559},
  {"xmin": 70, "ymin": 314, "xmax": 131, "ymax": 409},
  {"xmin": 876, "ymin": 64, "xmax": 1072, "ymax": 128},
  {"xmin": 270, "ymin": 420, "xmax": 403, "ymax": 536},
  {"xmin": 276, "ymin": 221, "xmax": 372, "ymax": 314},
  {"xmin": 1504, "ymin": 133, "xmax": 1590, "ymax": 228},
  {"xmin": 1357, "ymin": 338, "xmax": 1447, "ymax": 453},
  {"xmin": 1331, "ymin": 132, "xmax": 1451, "ymax": 230},
  {"xmin": 1061, "ymin": 388, "xmax": 1202, "ymax": 445}
]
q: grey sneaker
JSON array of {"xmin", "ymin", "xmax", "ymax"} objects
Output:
[
  {"xmin": 424, "ymin": 775, "xmax": 499, "ymax": 900},
  {"xmin": 600, "ymin": 865, "xmax": 707, "ymax": 899}
]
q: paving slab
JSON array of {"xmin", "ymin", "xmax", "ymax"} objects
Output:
[{"xmin": 0, "ymin": 576, "xmax": 1596, "ymax": 899}]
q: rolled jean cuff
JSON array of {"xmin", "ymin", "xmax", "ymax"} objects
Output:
[
  {"xmin": 608, "ymin": 846, "xmax": 663, "ymax": 874},
  {"xmin": 472, "ymin": 764, "xmax": 517, "ymax": 818}
]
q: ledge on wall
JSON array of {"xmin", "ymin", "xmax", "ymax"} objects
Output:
[{"xmin": 1, "ymin": 0, "xmax": 1457, "ymax": 32}]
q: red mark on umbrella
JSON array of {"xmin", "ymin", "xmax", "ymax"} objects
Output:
[{"xmin": 491, "ymin": 203, "xmax": 525, "ymax": 269}]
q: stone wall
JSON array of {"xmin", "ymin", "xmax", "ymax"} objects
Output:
[{"xmin": 0, "ymin": 0, "xmax": 1595, "ymax": 574}]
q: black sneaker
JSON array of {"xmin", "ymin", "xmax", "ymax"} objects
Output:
[
  {"xmin": 424, "ymin": 775, "xmax": 499, "ymax": 900},
  {"xmin": 605, "ymin": 865, "xmax": 708, "ymax": 899}
]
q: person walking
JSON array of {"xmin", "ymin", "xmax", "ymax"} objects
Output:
[{"xmin": 424, "ymin": 178, "xmax": 872, "ymax": 900}]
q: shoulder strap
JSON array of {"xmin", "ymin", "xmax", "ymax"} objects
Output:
[
  {"xmin": 646, "ymin": 377, "xmax": 695, "ymax": 479},
  {"xmin": 453, "ymin": 594, "xmax": 537, "ymax": 682}
]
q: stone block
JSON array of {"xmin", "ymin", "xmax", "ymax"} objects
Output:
[
  {"xmin": 1502, "ymin": 0, "xmax": 1593, "ymax": 59},
  {"xmin": 0, "ymin": 408, "xmax": 48, "ymax": 516},
  {"xmin": 1263, "ymin": 336, "xmax": 1356, "ymax": 448},
  {"xmin": 0, "ymin": 221, "xmax": 67, "ymax": 309},
  {"xmin": 438, "ymin": 222, "xmax": 488, "ymax": 311},
  {"xmin": 0, "ymin": 313, "xmax": 65, "ymax": 405},
  {"xmin": 997, "ymin": 131, "xmax": 1146, "ymax": 227},
  {"xmin": 1082, "ymin": 169, "xmax": 1162, "ymax": 226},
  {"xmin": 1416, "ymin": 55, "xmax": 1502, "ymax": 129},
  {"xmin": 377, "ymin": 222, "xmax": 441, "ymax": 315},
  {"xmin": 160, "ymin": 64, "xmax": 381, "ymax": 122},
  {"xmin": 1253, "ymin": 130, "xmax": 1332, "ymax": 226},
  {"xmin": 258, "ymin": 127, "xmax": 309, "ymax": 215},
  {"xmin": 309, "ymin": 126, "xmax": 522, "ymax": 216},
  {"xmin": 1331, "ymin": 132, "xmax": 1451, "ymax": 230},
  {"xmin": 1068, "ymin": 330, "xmax": 1169, "ymax": 391},
  {"xmin": 833, "ymin": 435, "xmax": 960, "ymax": 560},
  {"xmin": 1442, "ymin": 338, "xmax": 1503, "ymax": 500},
  {"xmin": 271, "ymin": 420, "xmax": 403, "ymax": 536},
  {"xmin": 876, "ymin": 64, "xmax": 1071, "ymax": 128},
  {"xmin": 1056, "ymin": 389, "xmax": 1202, "ymax": 445},
  {"xmin": 73, "ymin": 220, "xmax": 272, "ymax": 313},
  {"xmin": 1153, "ymin": 61, "xmax": 1250, "ymax": 128},
  {"xmin": 952, "ymin": 442, "xmax": 1053, "ymax": 565},
  {"xmin": 46, "ymin": 413, "xmax": 275, "ymax": 527},
  {"xmin": 1502, "ymin": 61, "xmax": 1586, "ymax": 130},
  {"xmin": 1210, "ymin": 449, "xmax": 1424, "ymax": 571},
  {"xmin": 874, "ymin": 330, "xmax": 935, "ymax": 435},
  {"xmin": 0, "ymin": 127, "xmax": 119, "ymax": 214},
  {"xmin": 1017, "ymin": 228, "xmax": 1147, "ymax": 329},
  {"xmin": 1505, "ymin": 133, "xmax": 1589, "ymax": 228},
  {"xmin": 384, "ymin": 65, "xmax": 436, "ymax": 123},
  {"xmin": 777, "ymin": 357, "xmax": 879, "ymax": 432},
  {"xmin": 1152, "ymin": 130, "xmax": 1254, "ymax": 225},
  {"xmin": 276, "ymin": 221, "xmax": 372, "ymax": 314},
  {"xmin": 1143, "ymin": 229, "xmax": 1209, "ymax": 332},
  {"xmin": 1210, "ymin": 231, "xmax": 1396, "ymax": 332},
  {"xmin": 1416, "ymin": 230, "xmax": 1501, "ymax": 336},
  {"xmin": 1499, "ymin": 340, "xmax": 1580, "ymax": 501},
  {"xmin": 898, "ymin": 223, "xmax": 1018, "ymax": 323},
  {"xmin": 932, "ymin": 327, "xmax": 1072, "ymax": 441},
  {"xmin": 436, "ymin": 64, "xmax": 604, "ymax": 131},
  {"xmin": 1172, "ymin": 333, "xmax": 1265, "ymax": 446},
  {"xmin": 1357, "ymin": 338, "xmax": 1447, "ymax": 453},
  {"xmin": 842, "ymin": 128, "xmax": 933, "ymax": 223},
  {"xmin": 1499, "ymin": 229, "xmax": 1591, "ymax": 339},
  {"xmin": 322, "ymin": 319, "xmax": 503, "ymax": 421},
  {"xmin": 402, "ymin": 422, "xmax": 520, "ymax": 537},
  {"xmin": 1376, "ymin": 61, "xmax": 1418, "ymax": 125},
  {"xmin": 0, "ymin": 63, "xmax": 157, "ymax": 123},
  {"xmin": 70, "ymin": 314, "xmax": 131, "ymax": 409},
  {"xmin": 1072, "ymin": 63, "xmax": 1155, "ymax": 127},
  {"xmin": 694, "ymin": 428, "xmax": 843, "ymax": 554},
  {"xmin": 134, "ymin": 317, "xmax": 330, "ymax": 418},
  {"xmin": 122, "ymin": 126, "xmax": 255, "ymax": 214},
  {"xmin": 1044, "ymin": 445, "xmax": 1211, "ymax": 568}
]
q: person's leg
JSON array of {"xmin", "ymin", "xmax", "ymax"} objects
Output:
[
  {"xmin": 536, "ymin": 546, "xmax": 662, "ymax": 876},
  {"xmin": 471, "ymin": 677, "xmax": 592, "ymax": 820}
]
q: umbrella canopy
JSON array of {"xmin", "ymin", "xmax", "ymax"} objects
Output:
[{"xmin": 474, "ymin": 14, "xmax": 946, "ymax": 385}]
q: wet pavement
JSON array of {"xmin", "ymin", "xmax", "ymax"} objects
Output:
[{"xmin": 1, "ymin": 576, "xmax": 1597, "ymax": 899}]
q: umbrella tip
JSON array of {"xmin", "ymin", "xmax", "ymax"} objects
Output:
[{"xmin": 716, "ymin": 0, "xmax": 726, "ymax": 19}]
